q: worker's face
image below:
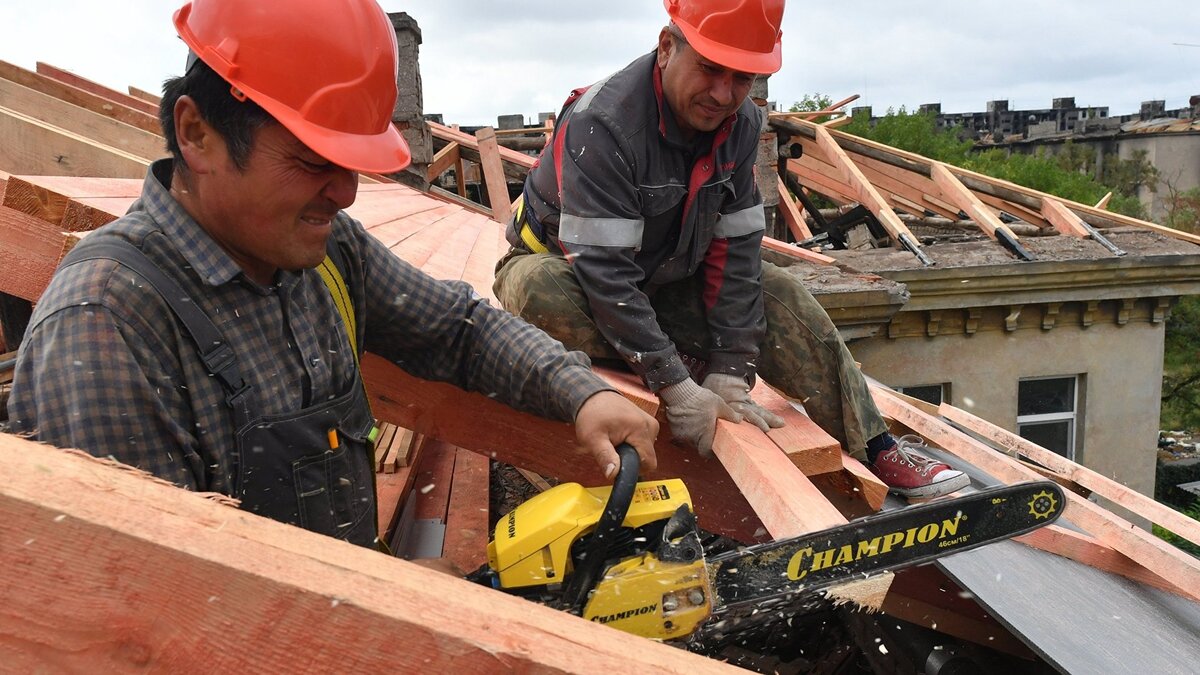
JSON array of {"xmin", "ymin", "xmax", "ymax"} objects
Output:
[
  {"xmin": 657, "ymin": 28, "xmax": 757, "ymax": 139},
  {"xmin": 175, "ymin": 107, "xmax": 358, "ymax": 285}
]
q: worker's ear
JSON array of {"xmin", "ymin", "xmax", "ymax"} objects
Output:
[
  {"xmin": 173, "ymin": 95, "xmax": 221, "ymax": 175},
  {"xmin": 656, "ymin": 26, "xmax": 676, "ymax": 69}
]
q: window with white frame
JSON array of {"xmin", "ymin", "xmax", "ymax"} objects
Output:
[
  {"xmin": 896, "ymin": 383, "xmax": 947, "ymax": 407},
  {"xmin": 1017, "ymin": 376, "xmax": 1079, "ymax": 459}
]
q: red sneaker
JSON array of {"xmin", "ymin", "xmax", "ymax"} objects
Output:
[{"xmin": 868, "ymin": 435, "xmax": 970, "ymax": 498}]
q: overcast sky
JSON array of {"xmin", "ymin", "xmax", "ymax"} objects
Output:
[{"xmin": 2, "ymin": 1, "xmax": 1197, "ymax": 127}]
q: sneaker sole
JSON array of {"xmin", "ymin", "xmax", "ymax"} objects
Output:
[{"xmin": 887, "ymin": 472, "xmax": 971, "ymax": 499}]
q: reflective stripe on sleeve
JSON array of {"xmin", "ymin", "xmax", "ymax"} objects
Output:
[
  {"xmin": 714, "ymin": 204, "xmax": 766, "ymax": 238},
  {"xmin": 559, "ymin": 214, "xmax": 644, "ymax": 248}
]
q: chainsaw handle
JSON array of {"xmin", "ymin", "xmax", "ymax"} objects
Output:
[{"xmin": 561, "ymin": 442, "xmax": 639, "ymax": 613}]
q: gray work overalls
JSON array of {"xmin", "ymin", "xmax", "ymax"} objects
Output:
[{"xmin": 59, "ymin": 238, "xmax": 379, "ymax": 547}]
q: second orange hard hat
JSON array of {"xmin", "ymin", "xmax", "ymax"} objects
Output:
[
  {"xmin": 173, "ymin": 0, "xmax": 411, "ymax": 174},
  {"xmin": 664, "ymin": 0, "xmax": 785, "ymax": 75}
]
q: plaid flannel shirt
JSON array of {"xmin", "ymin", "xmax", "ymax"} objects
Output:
[{"xmin": 7, "ymin": 160, "xmax": 610, "ymax": 493}]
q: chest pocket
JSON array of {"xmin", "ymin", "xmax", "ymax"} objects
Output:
[{"xmin": 686, "ymin": 176, "xmax": 736, "ymax": 269}]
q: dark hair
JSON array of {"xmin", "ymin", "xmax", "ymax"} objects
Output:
[{"xmin": 159, "ymin": 57, "xmax": 273, "ymax": 171}]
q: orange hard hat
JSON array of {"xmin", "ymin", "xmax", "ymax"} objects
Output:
[
  {"xmin": 664, "ymin": 0, "xmax": 784, "ymax": 75},
  {"xmin": 173, "ymin": 0, "xmax": 410, "ymax": 174}
]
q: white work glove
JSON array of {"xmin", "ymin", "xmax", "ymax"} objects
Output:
[
  {"xmin": 701, "ymin": 373, "xmax": 786, "ymax": 434},
  {"xmin": 659, "ymin": 378, "xmax": 741, "ymax": 457}
]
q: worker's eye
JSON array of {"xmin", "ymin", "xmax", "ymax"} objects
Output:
[{"xmin": 299, "ymin": 158, "xmax": 331, "ymax": 173}]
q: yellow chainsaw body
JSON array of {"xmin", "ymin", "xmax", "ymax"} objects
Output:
[{"xmin": 487, "ymin": 477, "xmax": 712, "ymax": 639}]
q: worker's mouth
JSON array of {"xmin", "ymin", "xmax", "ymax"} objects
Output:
[{"xmin": 300, "ymin": 215, "xmax": 334, "ymax": 227}]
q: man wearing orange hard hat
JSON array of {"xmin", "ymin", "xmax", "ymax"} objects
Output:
[
  {"xmin": 495, "ymin": 0, "xmax": 968, "ymax": 499},
  {"xmin": 7, "ymin": 0, "xmax": 658, "ymax": 547}
]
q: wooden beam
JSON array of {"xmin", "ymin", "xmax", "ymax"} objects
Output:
[
  {"xmin": 939, "ymin": 403, "xmax": 1200, "ymax": 548},
  {"xmin": 428, "ymin": 120, "xmax": 535, "ymax": 170},
  {"xmin": 0, "ymin": 434, "xmax": 734, "ymax": 673},
  {"xmin": 768, "ymin": 94, "xmax": 861, "ymax": 120},
  {"xmin": 0, "ymin": 106, "xmax": 149, "ymax": 179},
  {"xmin": 1040, "ymin": 196, "xmax": 1092, "ymax": 238},
  {"xmin": 1015, "ymin": 525, "xmax": 1189, "ymax": 597},
  {"xmin": 36, "ymin": 62, "xmax": 160, "ymax": 116},
  {"xmin": 751, "ymin": 382, "xmax": 842, "ymax": 476},
  {"xmin": 811, "ymin": 125, "xmax": 923, "ymax": 252},
  {"xmin": 474, "ymin": 127, "xmax": 513, "ymax": 224},
  {"xmin": 128, "ymin": 85, "xmax": 162, "ymax": 106},
  {"xmin": 0, "ymin": 78, "xmax": 164, "ymax": 162},
  {"xmin": 0, "ymin": 60, "xmax": 161, "ymax": 135},
  {"xmin": 426, "ymin": 141, "xmax": 461, "ymax": 182},
  {"xmin": 760, "ymin": 236, "xmax": 836, "ymax": 265},
  {"xmin": 871, "ymin": 386, "xmax": 1200, "ymax": 603},
  {"xmin": 930, "ymin": 162, "xmax": 1014, "ymax": 242},
  {"xmin": 361, "ymin": 354, "xmax": 769, "ymax": 543},
  {"xmin": 775, "ymin": 175, "xmax": 813, "ymax": 240},
  {"xmin": 442, "ymin": 447, "xmax": 491, "ymax": 573},
  {"xmin": 0, "ymin": 176, "xmax": 138, "ymax": 234},
  {"xmin": 1095, "ymin": 192, "xmax": 1113, "ymax": 210},
  {"xmin": 711, "ymin": 420, "xmax": 846, "ymax": 538},
  {"xmin": 0, "ymin": 205, "xmax": 79, "ymax": 301}
]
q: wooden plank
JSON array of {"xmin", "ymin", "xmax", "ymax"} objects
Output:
[
  {"xmin": 1015, "ymin": 525, "xmax": 1189, "ymax": 597},
  {"xmin": 377, "ymin": 437, "xmax": 428, "ymax": 542},
  {"xmin": 711, "ymin": 420, "xmax": 846, "ymax": 538},
  {"xmin": 428, "ymin": 120, "xmax": 535, "ymax": 170},
  {"xmin": 1040, "ymin": 196, "xmax": 1092, "ymax": 238},
  {"xmin": 418, "ymin": 211, "xmax": 488, "ymax": 281},
  {"xmin": 389, "ymin": 209, "xmax": 479, "ymax": 269},
  {"xmin": 761, "ymin": 236, "xmax": 836, "ymax": 265},
  {"xmin": 426, "ymin": 141, "xmax": 461, "ymax": 182},
  {"xmin": 0, "ymin": 434, "xmax": 731, "ymax": 673},
  {"xmin": 1095, "ymin": 192, "xmax": 1113, "ymax": 210},
  {"xmin": 362, "ymin": 204, "xmax": 460, "ymax": 250},
  {"xmin": 442, "ymin": 448, "xmax": 491, "ymax": 573},
  {"xmin": 775, "ymin": 175, "xmax": 812, "ymax": 240},
  {"xmin": 871, "ymin": 385, "xmax": 1200, "ymax": 603},
  {"xmin": 0, "ymin": 106, "xmax": 149, "ymax": 179},
  {"xmin": 374, "ymin": 422, "xmax": 399, "ymax": 472},
  {"xmin": 813, "ymin": 124, "xmax": 922, "ymax": 249},
  {"xmin": 752, "ymin": 382, "xmax": 842, "ymax": 476},
  {"xmin": 1, "ymin": 175, "xmax": 138, "ymax": 227},
  {"xmin": 394, "ymin": 427, "xmax": 421, "ymax": 468},
  {"xmin": 0, "ymin": 206, "xmax": 79, "ymax": 301},
  {"xmin": 459, "ymin": 220, "xmax": 503, "ymax": 301},
  {"xmin": 0, "ymin": 78, "xmax": 165, "ymax": 162},
  {"xmin": 940, "ymin": 403, "xmax": 1200, "ymax": 548},
  {"xmin": 930, "ymin": 162, "xmax": 1014, "ymax": 242},
  {"xmin": 0, "ymin": 60, "xmax": 160, "ymax": 135},
  {"xmin": 128, "ymin": 85, "xmax": 162, "ymax": 106},
  {"xmin": 361, "ymin": 353, "xmax": 769, "ymax": 543},
  {"xmin": 474, "ymin": 127, "xmax": 513, "ymax": 224},
  {"xmin": 36, "ymin": 62, "xmax": 160, "ymax": 116},
  {"xmin": 412, "ymin": 439, "xmax": 458, "ymax": 522}
]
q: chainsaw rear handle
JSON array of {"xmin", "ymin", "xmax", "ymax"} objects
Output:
[{"xmin": 560, "ymin": 442, "xmax": 639, "ymax": 613}]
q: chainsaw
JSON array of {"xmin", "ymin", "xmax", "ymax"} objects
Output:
[{"xmin": 471, "ymin": 444, "xmax": 1064, "ymax": 646}]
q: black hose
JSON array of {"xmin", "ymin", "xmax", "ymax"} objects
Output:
[{"xmin": 561, "ymin": 443, "xmax": 640, "ymax": 613}]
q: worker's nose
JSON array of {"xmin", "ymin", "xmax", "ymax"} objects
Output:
[
  {"xmin": 322, "ymin": 166, "xmax": 359, "ymax": 209},
  {"xmin": 709, "ymin": 73, "xmax": 734, "ymax": 106}
]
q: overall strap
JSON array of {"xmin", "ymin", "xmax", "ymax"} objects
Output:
[
  {"xmin": 58, "ymin": 239, "xmax": 252, "ymax": 427},
  {"xmin": 315, "ymin": 240, "xmax": 360, "ymax": 366}
]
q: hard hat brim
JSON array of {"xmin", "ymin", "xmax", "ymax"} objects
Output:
[
  {"xmin": 247, "ymin": 86, "xmax": 413, "ymax": 175},
  {"xmin": 676, "ymin": 21, "xmax": 782, "ymax": 75}
]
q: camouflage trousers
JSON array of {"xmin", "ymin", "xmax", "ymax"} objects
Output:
[{"xmin": 493, "ymin": 249, "xmax": 888, "ymax": 459}]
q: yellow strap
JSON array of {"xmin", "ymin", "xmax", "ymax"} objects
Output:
[
  {"xmin": 514, "ymin": 196, "xmax": 550, "ymax": 254},
  {"xmin": 316, "ymin": 255, "xmax": 359, "ymax": 368}
]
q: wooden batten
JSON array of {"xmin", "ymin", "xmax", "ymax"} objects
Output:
[
  {"xmin": 776, "ymin": 175, "xmax": 813, "ymax": 240},
  {"xmin": 872, "ymin": 386, "xmax": 1200, "ymax": 603},
  {"xmin": 0, "ymin": 59, "xmax": 161, "ymax": 135},
  {"xmin": 127, "ymin": 85, "xmax": 162, "ymax": 106},
  {"xmin": 0, "ymin": 434, "xmax": 734, "ymax": 673},
  {"xmin": 761, "ymin": 236, "xmax": 837, "ymax": 265},
  {"xmin": 474, "ymin": 127, "xmax": 513, "ymax": 224},
  {"xmin": 0, "ymin": 106, "xmax": 149, "ymax": 179},
  {"xmin": 0, "ymin": 205, "xmax": 79, "ymax": 301},
  {"xmin": 36, "ymin": 62, "xmax": 160, "ymax": 117}
]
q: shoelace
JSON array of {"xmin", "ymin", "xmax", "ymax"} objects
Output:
[{"xmin": 888, "ymin": 434, "xmax": 940, "ymax": 475}]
